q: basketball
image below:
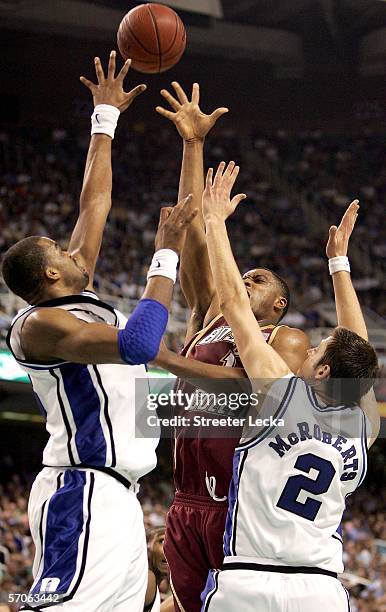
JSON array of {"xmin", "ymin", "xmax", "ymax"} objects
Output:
[{"xmin": 117, "ymin": 3, "xmax": 186, "ymax": 74}]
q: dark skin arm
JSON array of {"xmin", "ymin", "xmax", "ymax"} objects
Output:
[
  {"xmin": 68, "ymin": 51, "xmax": 146, "ymax": 289},
  {"xmin": 21, "ymin": 198, "xmax": 197, "ymax": 365},
  {"xmin": 156, "ymin": 82, "xmax": 228, "ymax": 340}
]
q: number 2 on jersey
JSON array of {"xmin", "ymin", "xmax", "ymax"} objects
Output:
[{"xmin": 277, "ymin": 453, "xmax": 336, "ymax": 521}]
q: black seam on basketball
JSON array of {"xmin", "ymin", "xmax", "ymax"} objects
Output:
[
  {"xmin": 131, "ymin": 48, "xmax": 185, "ymax": 65},
  {"xmin": 162, "ymin": 12, "xmax": 179, "ymax": 56},
  {"xmin": 147, "ymin": 4, "xmax": 161, "ymax": 72},
  {"xmin": 124, "ymin": 19, "xmax": 159, "ymax": 57}
]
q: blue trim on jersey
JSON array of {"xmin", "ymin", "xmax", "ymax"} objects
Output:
[
  {"xmin": 59, "ymin": 364, "xmax": 107, "ymax": 466},
  {"xmin": 357, "ymin": 412, "xmax": 368, "ymax": 488},
  {"xmin": 236, "ymin": 376, "xmax": 297, "ymax": 451},
  {"xmin": 32, "ymin": 470, "xmax": 88, "ymax": 596},
  {"xmin": 343, "ymin": 585, "xmax": 351, "ymax": 611},
  {"xmin": 201, "ymin": 569, "xmax": 219, "ymax": 612},
  {"xmin": 31, "ymin": 385, "xmax": 47, "ymax": 419},
  {"xmin": 223, "ymin": 450, "xmax": 245, "ymax": 557},
  {"xmin": 307, "ymin": 385, "xmax": 350, "ymax": 412}
]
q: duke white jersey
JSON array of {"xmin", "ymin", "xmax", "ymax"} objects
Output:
[
  {"xmin": 224, "ymin": 375, "xmax": 369, "ymax": 574},
  {"xmin": 7, "ymin": 291, "xmax": 157, "ymax": 483}
]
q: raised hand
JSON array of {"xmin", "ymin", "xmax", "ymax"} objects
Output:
[
  {"xmin": 80, "ymin": 50, "xmax": 146, "ymax": 112},
  {"xmin": 326, "ymin": 200, "xmax": 359, "ymax": 258},
  {"xmin": 202, "ymin": 161, "xmax": 247, "ymax": 222},
  {"xmin": 156, "ymin": 82, "xmax": 228, "ymax": 142},
  {"xmin": 155, "ymin": 195, "xmax": 198, "ymax": 255}
]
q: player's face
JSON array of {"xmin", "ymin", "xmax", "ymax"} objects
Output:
[
  {"xmin": 150, "ymin": 531, "xmax": 168, "ymax": 575},
  {"xmin": 299, "ymin": 336, "xmax": 333, "ymax": 379},
  {"xmin": 242, "ymin": 269, "xmax": 285, "ymax": 321},
  {"xmin": 39, "ymin": 238, "xmax": 89, "ymax": 290}
]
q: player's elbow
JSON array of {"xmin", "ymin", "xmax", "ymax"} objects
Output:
[{"xmin": 118, "ymin": 299, "xmax": 169, "ymax": 365}]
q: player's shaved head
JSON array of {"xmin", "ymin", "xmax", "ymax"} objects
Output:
[{"xmin": 2, "ymin": 236, "xmax": 48, "ymax": 304}]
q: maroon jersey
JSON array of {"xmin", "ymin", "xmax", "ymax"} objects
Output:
[{"xmin": 173, "ymin": 314, "xmax": 279, "ymax": 499}]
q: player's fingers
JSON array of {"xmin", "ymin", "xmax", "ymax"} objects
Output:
[
  {"xmin": 328, "ymin": 225, "xmax": 338, "ymax": 237},
  {"xmin": 117, "ymin": 58, "xmax": 132, "ymax": 82},
  {"xmin": 181, "ymin": 208, "xmax": 198, "ymax": 226},
  {"xmin": 160, "ymin": 89, "xmax": 181, "ymax": 111},
  {"xmin": 156, "ymin": 106, "xmax": 176, "ymax": 121},
  {"xmin": 79, "ymin": 76, "xmax": 96, "ymax": 91},
  {"xmin": 107, "ymin": 50, "xmax": 116, "ymax": 79},
  {"xmin": 205, "ymin": 167, "xmax": 214, "ymax": 189},
  {"xmin": 213, "ymin": 161, "xmax": 226, "ymax": 186},
  {"xmin": 159, "ymin": 206, "xmax": 173, "ymax": 225},
  {"xmin": 339, "ymin": 199, "xmax": 359, "ymax": 229},
  {"xmin": 224, "ymin": 161, "xmax": 236, "ymax": 178},
  {"xmin": 171, "ymin": 81, "xmax": 189, "ymax": 105},
  {"xmin": 174, "ymin": 194, "xmax": 193, "ymax": 216},
  {"xmin": 94, "ymin": 56, "xmax": 105, "ymax": 84},
  {"xmin": 209, "ymin": 107, "xmax": 229, "ymax": 123},
  {"xmin": 127, "ymin": 84, "xmax": 147, "ymax": 100},
  {"xmin": 191, "ymin": 82, "xmax": 200, "ymax": 105},
  {"xmin": 231, "ymin": 194, "xmax": 247, "ymax": 208}
]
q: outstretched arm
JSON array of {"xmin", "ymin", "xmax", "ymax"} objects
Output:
[
  {"xmin": 202, "ymin": 162, "xmax": 291, "ymax": 381},
  {"xmin": 21, "ymin": 197, "xmax": 197, "ymax": 365},
  {"xmin": 326, "ymin": 200, "xmax": 379, "ymax": 445},
  {"xmin": 68, "ymin": 51, "xmax": 146, "ymax": 289},
  {"xmin": 156, "ymin": 82, "xmax": 228, "ymax": 339}
]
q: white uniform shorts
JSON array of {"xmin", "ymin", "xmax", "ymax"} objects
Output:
[
  {"xmin": 21, "ymin": 467, "xmax": 148, "ymax": 611},
  {"xmin": 201, "ymin": 566, "xmax": 351, "ymax": 612}
]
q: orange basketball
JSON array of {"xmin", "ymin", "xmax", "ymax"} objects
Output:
[{"xmin": 117, "ymin": 3, "xmax": 187, "ymax": 74}]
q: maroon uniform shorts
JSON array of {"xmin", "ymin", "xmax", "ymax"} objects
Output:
[{"xmin": 164, "ymin": 492, "xmax": 228, "ymax": 612}]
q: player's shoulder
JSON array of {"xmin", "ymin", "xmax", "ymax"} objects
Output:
[
  {"xmin": 271, "ymin": 325, "xmax": 310, "ymax": 349},
  {"xmin": 22, "ymin": 307, "xmax": 78, "ymax": 336}
]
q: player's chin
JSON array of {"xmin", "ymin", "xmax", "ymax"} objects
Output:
[{"xmin": 158, "ymin": 558, "xmax": 168, "ymax": 574}]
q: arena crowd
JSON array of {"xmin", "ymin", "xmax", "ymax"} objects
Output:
[
  {"xmin": 0, "ymin": 119, "xmax": 385, "ymax": 349},
  {"xmin": 0, "ymin": 440, "xmax": 385, "ymax": 611}
]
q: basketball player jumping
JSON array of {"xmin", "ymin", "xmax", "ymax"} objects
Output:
[
  {"xmin": 2, "ymin": 52, "xmax": 196, "ymax": 611},
  {"xmin": 155, "ymin": 83, "xmax": 310, "ymax": 611},
  {"xmin": 200, "ymin": 161, "xmax": 379, "ymax": 611}
]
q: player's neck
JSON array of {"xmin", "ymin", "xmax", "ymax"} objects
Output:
[
  {"xmin": 257, "ymin": 317, "xmax": 276, "ymax": 328},
  {"xmin": 37, "ymin": 285, "xmax": 83, "ymax": 304},
  {"xmin": 312, "ymin": 383, "xmax": 342, "ymax": 407}
]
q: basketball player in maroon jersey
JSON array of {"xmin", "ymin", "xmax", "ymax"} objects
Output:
[{"xmin": 155, "ymin": 84, "xmax": 310, "ymax": 612}]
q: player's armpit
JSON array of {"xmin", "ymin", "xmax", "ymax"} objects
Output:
[
  {"xmin": 21, "ymin": 308, "xmax": 123, "ymax": 365},
  {"xmin": 271, "ymin": 327, "xmax": 310, "ymax": 375}
]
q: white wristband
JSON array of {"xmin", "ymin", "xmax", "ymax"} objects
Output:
[
  {"xmin": 91, "ymin": 104, "xmax": 120, "ymax": 139},
  {"xmin": 147, "ymin": 249, "xmax": 179, "ymax": 283},
  {"xmin": 328, "ymin": 256, "xmax": 351, "ymax": 275}
]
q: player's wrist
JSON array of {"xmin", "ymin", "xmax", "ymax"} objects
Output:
[
  {"xmin": 184, "ymin": 136, "xmax": 205, "ymax": 145},
  {"xmin": 147, "ymin": 249, "xmax": 179, "ymax": 283},
  {"xmin": 91, "ymin": 104, "xmax": 120, "ymax": 139},
  {"xmin": 328, "ymin": 255, "xmax": 350, "ymax": 275}
]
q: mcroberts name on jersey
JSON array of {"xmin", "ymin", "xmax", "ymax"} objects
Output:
[
  {"xmin": 269, "ymin": 423, "xmax": 360, "ymax": 481},
  {"xmin": 224, "ymin": 376, "xmax": 369, "ymax": 574}
]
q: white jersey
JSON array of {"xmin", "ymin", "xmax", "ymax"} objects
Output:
[
  {"xmin": 223, "ymin": 375, "xmax": 368, "ymax": 574},
  {"xmin": 7, "ymin": 291, "xmax": 158, "ymax": 484}
]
